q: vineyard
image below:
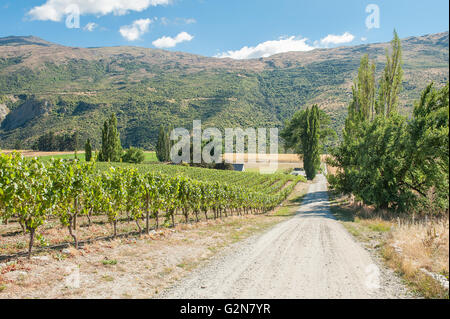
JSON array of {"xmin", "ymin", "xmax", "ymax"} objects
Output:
[{"xmin": 0, "ymin": 152, "xmax": 304, "ymax": 258}]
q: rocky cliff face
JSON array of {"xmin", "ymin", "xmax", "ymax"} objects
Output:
[
  {"xmin": 0, "ymin": 103, "xmax": 9, "ymax": 123},
  {"xmin": 1, "ymin": 99, "xmax": 51, "ymax": 130}
]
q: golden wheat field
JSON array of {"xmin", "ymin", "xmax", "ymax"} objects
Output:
[{"xmin": 222, "ymin": 153, "xmax": 303, "ymax": 173}]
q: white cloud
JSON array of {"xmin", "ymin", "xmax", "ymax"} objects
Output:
[
  {"xmin": 120, "ymin": 18, "xmax": 152, "ymax": 41},
  {"xmin": 83, "ymin": 22, "xmax": 98, "ymax": 32},
  {"xmin": 152, "ymin": 32, "xmax": 194, "ymax": 48},
  {"xmin": 319, "ymin": 32, "xmax": 355, "ymax": 46},
  {"xmin": 215, "ymin": 36, "xmax": 314, "ymax": 60},
  {"xmin": 180, "ymin": 18, "xmax": 196, "ymax": 24},
  {"xmin": 159, "ymin": 17, "xmax": 196, "ymax": 26},
  {"xmin": 361, "ymin": 37, "xmax": 368, "ymax": 42},
  {"xmin": 28, "ymin": 0, "xmax": 170, "ymax": 21},
  {"xmin": 160, "ymin": 17, "xmax": 169, "ymax": 25}
]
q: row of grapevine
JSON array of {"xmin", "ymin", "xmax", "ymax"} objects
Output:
[
  {"xmin": 0, "ymin": 152, "xmax": 302, "ymax": 258},
  {"xmin": 94, "ymin": 162, "xmax": 301, "ymax": 196}
]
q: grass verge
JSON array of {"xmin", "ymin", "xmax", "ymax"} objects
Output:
[{"xmin": 329, "ymin": 192, "xmax": 449, "ymax": 299}]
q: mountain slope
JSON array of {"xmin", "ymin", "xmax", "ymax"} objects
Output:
[{"xmin": 0, "ymin": 32, "xmax": 448, "ymax": 149}]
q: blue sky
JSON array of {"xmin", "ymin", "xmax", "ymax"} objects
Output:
[{"xmin": 0, "ymin": 0, "xmax": 448, "ymax": 59}]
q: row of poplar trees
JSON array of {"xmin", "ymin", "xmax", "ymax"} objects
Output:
[
  {"xmin": 82, "ymin": 114, "xmax": 122, "ymax": 162},
  {"xmin": 328, "ymin": 30, "xmax": 449, "ymax": 214},
  {"xmin": 98, "ymin": 114, "xmax": 122, "ymax": 162},
  {"xmin": 84, "ymin": 114, "xmax": 144, "ymax": 163}
]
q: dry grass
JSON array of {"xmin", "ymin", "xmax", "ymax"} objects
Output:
[
  {"xmin": 329, "ymin": 193, "xmax": 449, "ymax": 298},
  {"xmin": 223, "ymin": 153, "xmax": 302, "ymax": 164},
  {"xmin": 0, "ymin": 214, "xmax": 291, "ymax": 299},
  {"xmin": 382, "ymin": 218, "xmax": 449, "ymax": 298},
  {"xmin": 223, "ymin": 153, "xmax": 303, "ymax": 172},
  {"xmin": 388, "ymin": 218, "xmax": 449, "ymax": 275},
  {"xmin": 223, "ymin": 153, "xmax": 304, "ymax": 173},
  {"xmin": 0, "ymin": 150, "xmax": 80, "ymax": 157}
]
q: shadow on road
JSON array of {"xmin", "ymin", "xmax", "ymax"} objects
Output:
[{"xmin": 294, "ymin": 190, "xmax": 337, "ymax": 220}]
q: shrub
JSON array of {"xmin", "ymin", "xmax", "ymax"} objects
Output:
[{"xmin": 121, "ymin": 147, "xmax": 145, "ymax": 164}]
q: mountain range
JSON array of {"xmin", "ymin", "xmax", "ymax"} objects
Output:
[{"xmin": 0, "ymin": 31, "xmax": 448, "ymax": 149}]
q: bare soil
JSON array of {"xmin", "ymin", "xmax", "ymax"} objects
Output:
[{"xmin": 0, "ymin": 210, "xmax": 294, "ymax": 298}]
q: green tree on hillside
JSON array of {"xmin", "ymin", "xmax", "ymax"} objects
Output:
[
  {"xmin": 281, "ymin": 104, "xmax": 335, "ymax": 180},
  {"xmin": 98, "ymin": 114, "xmax": 122, "ymax": 162}
]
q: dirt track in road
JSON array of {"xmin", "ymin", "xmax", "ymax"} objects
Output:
[{"xmin": 161, "ymin": 174, "xmax": 413, "ymax": 299}]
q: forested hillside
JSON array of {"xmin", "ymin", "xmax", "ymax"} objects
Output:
[{"xmin": 0, "ymin": 32, "xmax": 448, "ymax": 149}]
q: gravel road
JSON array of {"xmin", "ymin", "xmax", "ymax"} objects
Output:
[{"xmin": 161, "ymin": 174, "xmax": 412, "ymax": 299}]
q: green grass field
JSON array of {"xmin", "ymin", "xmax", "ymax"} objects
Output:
[
  {"xmin": 38, "ymin": 151, "xmax": 159, "ymax": 163},
  {"xmin": 38, "ymin": 153, "xmax": 85, "ymax": 161}
]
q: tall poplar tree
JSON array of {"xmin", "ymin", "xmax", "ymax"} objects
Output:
[
  {"xmin": 349, "ymin": 54, "xmax": 376, "ymax": 123},
  {"xmin": 84, "ymin": 138, "xmax": 92, "ymax": 162},
  {"xmin": 303, "ymin": 105, "xmax": 320, "ymax": 180},
  {"xmin": 165, "ymin": 124, "xmax": 174, "ymax": 161},
  {"xmin": 376, "ymin": 30, "xmax": 403, "ymax": 116},
  {"xmin": 156, "ymin": 124, "xmax": 174, "ymax": 162},
  {"xmin": 281, "ymin": 104, "xmax": 335, "ymax": 180},
  {"xmin": 98, "ymin": 114, "xmax": 122, "ymax": 162},
  {"xmin": 156, "ymin": 125, "xmax": 167, "ymax": 162}
]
